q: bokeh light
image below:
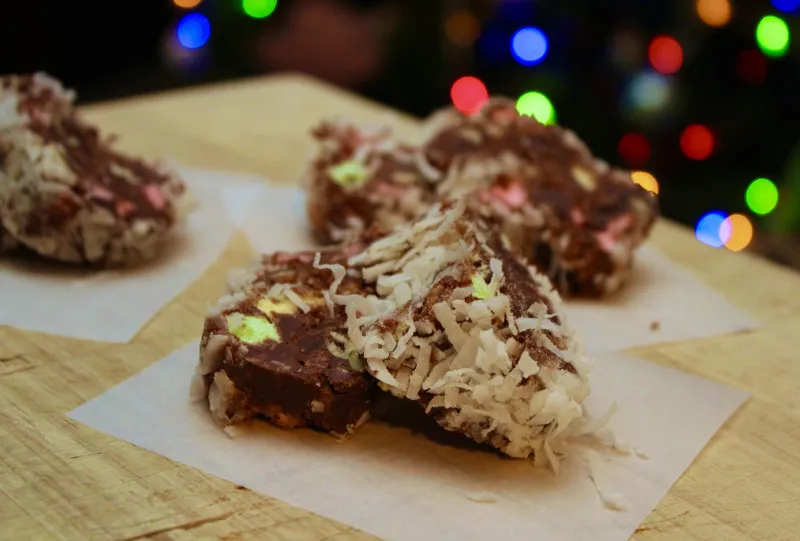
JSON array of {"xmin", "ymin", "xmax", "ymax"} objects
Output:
[
  {"xmin": 516, "ymin": 91, "xmax": 556, "ymax": 124},
  {"xmin": 772, "ymin": 0, "xmax": 800, "ymax": 13},
  {"xmin": 756, "ymin": 15, "xmax": 790, "ymax": 57},
  {"xmin": 648, "ymin": 36, "xmax": 683, "ymax": 74},
  {"xmin": 680, "ymin": 124, "xmax": 715, "ymax": 161},
  {"xmin": 695, "ymin": 211, "xmax": 728, "ymax": 248},
  {"xmin": 631, "ymin": 171, "xmax": 659, "ymax": 194},
  {"xmin": 242, "ymin": 0, "xmax": 278, "ymax": 19},
  {"xmin": 736, "ymin": 50, "xmax": 768, "ymax": 84},
  {"xmin": 745, "ymin": 178, "xmax": 779, "ymax": 215},
  {"xmin": 176, "ymin": 13, "xmax": 211, "ymax": 50},
  {"xmin": 720, "ymin": 214, "xmax": 754, "ymax": 252},
  {"xmin": 627, "ymin": 72, "xmax": 671, "ymax": 111},
  {"xmin": 446, "ymin": 11, "xmax": 481, "ymax": 47},
  {"xmin": 609, "ymin": 28, "xmax": 644, "ymax": 70},
  {"xmin": 618, "ymin": 133, "xmax": 651, "ymax": 166},
  {"xmin": 511, "ymin": 27, "xmax": 549, "ymax": 66},
  {"xmin": 451, "ymin": 76, "xmax": 489, "ymax": 115},
  {"xmin": 173, "ymin": 0, "xmax": 202, "ymax": 8},
  {"xmin": 696, "ymin": 0, "xmax": 731, "ymax": 28}
]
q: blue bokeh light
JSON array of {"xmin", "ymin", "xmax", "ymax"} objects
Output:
[
  {"xmin": 511, "ymin": 27, "xmax": 548, "ymax": 66},
  {"xmin": 695, "ymin": 211, "xmax": 728, "ymax": 248},
  {"xmin": 771, "ymin": 0, "xmax": 800, "ymax": 13},
  {"xmin": 177, "ymin": 13, "xmax": 211, "ymax": 50}
]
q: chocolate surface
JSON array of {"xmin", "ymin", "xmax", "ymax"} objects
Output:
[{"xmin": 200, "ymin": 248, "xmax": 374, "ymax": 436}]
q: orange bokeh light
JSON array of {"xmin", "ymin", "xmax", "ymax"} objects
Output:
[
  {"xmin": 648, "ymin": 36, "xmax": 683, "ymax": 74},
  {"xmin": 696, "ymin": 0, "xmax": 731, "ymax": 28},
  {"xmin": 174, "ymin": 0, "xmax": 203, "ymax": 8},
  {"xmin": 721, "ymin": 214, "xmax": 754, "ymax": 252},
  {"xmin": 445, "ymin": 11, "xmax": 480, "ymax": 47},
  {"xmin": 631, "ymin": 171, "xmax": 659, "ymax": 195}
]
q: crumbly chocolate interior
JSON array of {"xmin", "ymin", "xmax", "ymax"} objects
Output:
[{"xmin": 196, "ymin": 249, "xmax": 374, "ymax": 437}]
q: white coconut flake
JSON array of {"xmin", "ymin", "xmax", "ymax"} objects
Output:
[
  {"xmin": 515, "ymin": 351, "xmax": 540, "ymax": 378},
  {"xmin": 284, "ymin": 288, "xmax": 311, "ymax": 313}
]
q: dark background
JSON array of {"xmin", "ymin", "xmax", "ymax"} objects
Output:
[{"xmin": 1, "ymin": 0, "xmax": 799, "ymax": 263}]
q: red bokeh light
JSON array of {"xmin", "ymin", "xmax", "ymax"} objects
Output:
[
  {"xmin": 648, "ymin": 36, "xmax": 683, "ymax": 74},
  {"xmin": 680, "ymin": 124, "xmax": 715, "ymax": 161},
  {"xmin": 618, "ymin": 133, "xmax": 651, "ymax": 166},
  {"xmin": 450, "ymin": 76, "xmax": 489, "ymax": 115},
  {"xmin": 736, "ymin": 50, "xmax": 767, "ymax": 85}
]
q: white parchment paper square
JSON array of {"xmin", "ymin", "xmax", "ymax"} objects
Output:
[
  {"xmin": 69, "ymin": 342, "xmax": 749, "ymax": 541},
  {"xmin": 0, "ymin": 168, "xmax": 263, "ymax": 343},
  {"xmin": 238, "ymin": 186, "xmax": 758, "ymax": 352}
]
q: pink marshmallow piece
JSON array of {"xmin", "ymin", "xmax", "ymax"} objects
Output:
[
  {"xmin": 487, "ymin": 179, "xmax": 527, "ymax": 209},
  {"xmin": 595, "ymin": 213, "xmax": 633, "ymax": 253},
  {"xmin": 143, "ymin": 184, "xmax": 167, "ymax": 210}
]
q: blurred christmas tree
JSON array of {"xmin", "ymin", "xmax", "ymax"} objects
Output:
[{"xmin": 162, "ymin": 0, "xmax": 799, "ymax": 256}]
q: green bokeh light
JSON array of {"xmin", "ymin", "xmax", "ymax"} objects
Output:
[
  {"xmin": 745, "ymin": 177, "xmax": 779, "ymax": 215},
  {"xmin": 756, "ymin": 15, "xmax": 790, "ymax": 57},
  {"xmin": 516, "ymin": 91, "xmax": 556, "ymax": 125},
  {"xmin": 242, "ymin": 0, "xmax": 278, "ymax": 19}
]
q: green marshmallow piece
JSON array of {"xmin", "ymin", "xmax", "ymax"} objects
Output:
[
  {"xmin": 226, "ymin": 313, "xmax": 280, "ymax": 344},
  {"xmin": 471, "ymin": 273, "xmax": 493, "ymax": 300},
  {"xmin": 328, "ymin": 160, "xmax": 367, "ymax": 188}
]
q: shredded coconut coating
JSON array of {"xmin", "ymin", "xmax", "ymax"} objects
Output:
[
  {"xmin": 332, "ymin": 202, "xmax": 592, "ymax": 467},
  {"xmin": 0, "ymin": 73, "xmax": 191, "ymax": 266}
]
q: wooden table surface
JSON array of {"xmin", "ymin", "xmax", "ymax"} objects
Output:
[{"xmin": 2, "ymin": 74, "xmax": 800, "ymax": 541}]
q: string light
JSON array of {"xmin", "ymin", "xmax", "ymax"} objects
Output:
[
  {"xmin": 445, "ymin": 11, "xmax": 480, "ymax": 47},
  {"xmin": 736, "ymin": 50, "xmax": 768, "ymax": 84},
  {"xmin": 627, "ymin": 72, "xmax": 671, "ymax": 112},
  {"xmin": 176, "ymin": 13, "xmax": 211, "ymax": 49},
  {"xmin": 756, "ymin": 15, "xmax": 790, "ymax": 57},
  {"xmin": 720, "ymin": 214, "xmax": 754, "ymax": 252},
  {"xmin": 242, "ymin": 0, "xmax": 278, "ymax": 19},
  {"xmin": 771, "ymin": 0, "xmax": 800, "ymax": 13},
  {"xmin": 618, "ymin": 133, "xmax": 651, "ymax": 166},
  {"xmin": 696, "ymin": 0, "xmax": 731, "ymax": 28},
  {"xmin": 745, "ymin": 178, "xmax": 779, "ymax": 215},
  {"xmin": 173, "ymin": 0, "xmax": 202, "ymax": 8},
  {"xmin": 451, "ymin": 76, "xmax": 489, "ymax": 115},
  {"xmin": 680, "ymin": 124, "xmax": 715, "ymax": 161},
  {"xmin": 631, "ymin": 171, "xmax": 659, "ymax": 194},
  {"xmin": 516, "ymin": 92, "xmax": 556, "ymax": 124},
  {"xmin": 511, "ymin": 27, "xmax": 549, "ymax": 66},
  {"xmin": 695, "ymin": 211, "xmax": 728, "ymax": 248},
  {"xmin": 648, "ymin": 36, "xmax": 683, "ymax": 74}
]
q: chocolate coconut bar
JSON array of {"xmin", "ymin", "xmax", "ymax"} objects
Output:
[
  {"xmin": 303, "ymin": 119, "xmax": 436, "ymax": 244},
  {"xmin": 192, "ymin": 247, "xmax": 374, "ymax": 438},
  {"xmin": 0, "ymin": 73, "xmax": 191, "ymax": 266},
  {"xmin": 326, "ymin": 202, "xmax": 591, "ymax": 465},
  {"xmin": 422, "ymin": 98, "xmax": 659, "ymax": 297}
]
